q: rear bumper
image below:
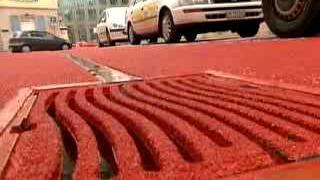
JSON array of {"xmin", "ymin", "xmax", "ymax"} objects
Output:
[
  {"xmin": 172, "ymin": 1, "xmax": 263, "ymax": 26},
  {"xmin": 109, "ymin": 29, "xmax": 128, "ymax": 41}
]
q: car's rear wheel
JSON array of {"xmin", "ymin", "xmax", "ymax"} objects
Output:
[
  {"xmin": 237, "ymin": 22, "xmax": 260, "ymax": 38},
  {"xmin": 128, "ymin": 24, "xmax": 141, "ymax": 45},
  {"xmin": 61, "ymin": 44, "xmax": 70, "ymax": 50},
  {"xmin": 161, "ymin": 11, "xmax": 181, "ymax": 43},
  {"xmin": 184, "ymin": 32, "xmax": 198, "ymax": 42},
  {"xmin": 263, "ymin": 0, "xmax": 320, "ymax": 37},
  {"xmin": 106, "ymin": 30, "xmax": 115, "ymax": 46},
  {"xmin": 21, "ymin": 45, "xmax": 31, "ymax": 53}
]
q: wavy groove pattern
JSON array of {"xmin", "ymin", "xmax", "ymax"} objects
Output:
[{"xmin": 8, "ymin": 74, "xmax": 320, "ymax": 180}]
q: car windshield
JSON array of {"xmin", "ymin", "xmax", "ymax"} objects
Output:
[{"xmin": 108, "ymin": 8, "xmax": 126, "ymax": 24}]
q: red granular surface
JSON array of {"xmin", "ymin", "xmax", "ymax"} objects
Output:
[
  {"xmin": 71, "ymin": 38, "xmax": 320, "ymax": 88},
  {"xmin": 0, "ymin": 52, "xmax": 95, "ymax": 109},
  {"xmin": 4, "ymin": 74, "xmax": 320, "ymax": 179}
]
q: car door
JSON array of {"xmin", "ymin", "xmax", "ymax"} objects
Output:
[
  {"xmin": 140, "ymin": 0, "xmax": 159, "ymax": 34},
  {"xmin": 44, "ymin": 32, "xmax": 62, "ymax": 50},
  {"xmin": 29, "ymin": 31, "xmax": 45, "ymax": 51},
  {"xmin": 96, "ymin": 11, "xmax": 108, "ymax": 43},
  {"xmin": 130, "ymin": 0, "xmax": 145, "ymax": 35}
]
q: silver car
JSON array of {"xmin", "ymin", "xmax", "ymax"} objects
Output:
[{"xmin": 126, "ymin": 0, "xmax": 263, "ymax": 44}]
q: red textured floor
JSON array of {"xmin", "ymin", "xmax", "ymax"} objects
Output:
[
  {"xmin": 4, "ymin": 74, "xmax": 320, "ymax": 180},
  {"xmin": 71, "ymin": 38, "xmax": 320, "ymax": 88},
  {"xmin": 0, "ymin": 52, "xmax": 95, "ymax": 110}
]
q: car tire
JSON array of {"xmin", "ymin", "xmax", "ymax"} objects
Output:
[
  {"xmin": 262, "ymin": 0, "xmax": 320, "ymax": 37},
  {"xmin": 237, "ymin": 22, "xmax": 260, "ymax": 38},
  {"xmin": 128, "ymin": 24, "xmax": 141, "ymax": 45},
  {"xmin": 61, "ymin": 43, "xmax": 70, "ymax": 50},
  {"xmin": 184, "ymin": 32, "xmax": 197, "ymax": 42},
  {"xmin": 161, "ymin": 10, "xmax": 181, "ymax": 43},
  {"xmin": 97, "ymin": 35, "xmax": 104, "ymax": 48},
  {"xmin": 21, "ymin": 45, "xmax": 31, "ymax": 53},
  {"xmin": 106, "ymin": 30, "xmax": 115, "ymax": 46}
]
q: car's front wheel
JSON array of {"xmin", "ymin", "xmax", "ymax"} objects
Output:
[
  {"xmin": 262, "ymin": 0, "xmax": 320, "ymax": 37},
  {"xmin": 21, "ymin": 45, "xmax": 31, "ymax": 53},
  {"xmin": 161, "ymin": 11, "xmax": 181, "ymax": 43},
  {"xmin": 237, "ymin": 22, "xmax": 260, "ymax": 38},
  {"xmin": 61, "ymin": 43, "xmax": 70, "ymax": 50},
  {"xmin": 128, "ymin": 24, "xmax": 141, "ymax": 45}
]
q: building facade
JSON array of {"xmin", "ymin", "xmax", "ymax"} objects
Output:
[
  {"xmin": 0, "ymin": 0, "xmax": 64, "ymax": 51},
  {"xmin": 58, "ymin": 0, "xmax": 128, "ymax": 43}
]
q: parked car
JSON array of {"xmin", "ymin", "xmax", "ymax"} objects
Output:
[
  {"xmin": 262, "ymin": 0, "xmax": 320, "ymax": 38},
  {"xmin": 125, "ymin": 0, "xmax": 264, "ymax": 44},
  {"xmin": 96, "ymin": 7, "xmax": 128, "ymax": 47},
  {"xmin": 9, "ymin": 31, "xmax": 71, "ymax": 53}
]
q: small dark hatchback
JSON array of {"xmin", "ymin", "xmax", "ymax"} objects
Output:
[{"xmin": 9, "ymin": 31, "xmax": 71, "ymax": 53}]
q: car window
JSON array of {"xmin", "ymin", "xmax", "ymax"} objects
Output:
[
  {"xmin": 45, "ymin": 32, "xmax": 56, "ymax": 39},
  {"xmin": 30, "ymin": 31, "xmax": 46, "ymax": 38}
]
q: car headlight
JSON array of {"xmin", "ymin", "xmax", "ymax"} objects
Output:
[{"xmin": 178, "ymin": 0, "xmax": 209, "ymax": 6}]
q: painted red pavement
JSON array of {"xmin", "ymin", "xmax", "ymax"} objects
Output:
[
  {"xmin": 72, "ymin": 38, "xmax": 320, "ymax": 88},
  {"xmin": 0, "ymin": 52, "xmax": 95, "ymax": 110}
]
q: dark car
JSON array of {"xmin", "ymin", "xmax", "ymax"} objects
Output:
[{"xmin": 9, "ymin": 31, "xmax": 71, "ymax": 53}]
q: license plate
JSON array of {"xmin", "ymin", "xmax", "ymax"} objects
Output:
[{"xmin": 226, "ymin": 10, "xmax": 246, "ymax": 19}]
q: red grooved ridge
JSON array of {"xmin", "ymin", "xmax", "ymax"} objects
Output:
[
  {"xmin": 55, "ymin": 91, "xmax": 100, "ymax": 180},
  {"xmin": 111, "ymin": 85, "xmax": 211, "ymax": 162},
  {"xmin": 131, "ymin": 83, "xmax": 273, "ymax": 176},
  {"xmin": 175, "ymin": 79, "xmax": 320, "ymax": 159},
  {"xmin": 2, "ymin": 94, "xmax": 62, "ymax": 180},
  {"xmin": 162, "ymin": 80, "xmax": 320, "ymax": 161},
  {"xmin": 92, "ymin": 88, "xmax": 186, "ymax": 171},
  {"xmin": 73, "ymin": 88, "xmax": 142, "ymax": 174}
]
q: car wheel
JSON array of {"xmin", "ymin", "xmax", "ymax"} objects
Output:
[
  {"xmin": 262, "ymin": 0, "xmax": 320, "ymax": 37},
  {"xmin": 61, "ymin": 44, "xmax": 70, "ymax": 50},
  {"xmin": 106, "ymin": 30, "xmax": 115, "ymax": 46},
  {"xmin": 21, "ymin": 45, "xmax": 31, "ymax": 53},
  {"xmin": 161, "ymin": 11, "xmax": 181, "ymax": 43},
  {"xmin": 237, "ymin": 22, "xmax": 260, "ymax": 38},
  {"xmin": 184, "ymin": 32, "xmax": 198, "ymax": 42},
  {"xmin": 128, "ymin": 24, "xmax": 141, "ymax": 45},
  {"xmin": 97, "ymin": 35, "xmax": 104, "ymax": 48}
]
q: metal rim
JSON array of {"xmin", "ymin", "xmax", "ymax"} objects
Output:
[
  {"xmin": 21, "ymin": 46, "xmax": 31, "ymax": 53},
  {"xmin": 162, "ymin": 14, "xmax": 173, "ymax": 41},
  {"xmin": 62, "ymin": 44, "xmax": 69, "ymax": 50},
  {"xmin": 274, "ymin": 0, "xmax": 306, "ymax": 21}
]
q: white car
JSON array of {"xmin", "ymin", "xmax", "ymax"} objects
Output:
[
  {"xmin": 126, "ymin": 0, "xmax": 264, "ymax": 44},
  {"xmin": 96, "ymin": 7, "xmax": 128, "ymax": 47}
]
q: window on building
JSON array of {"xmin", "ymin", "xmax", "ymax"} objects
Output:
[
  {"xmin": 76, "ymin": 9, "xmax": 86, "ymax": 21},
  {"xmin": 122, "ymin": 0, "xmax": 128, "ymax": 5},
  {"xmin": 99, "ymin": 0, "xmax": 107, "ymax": 5},
  {"xmin": 88, "ymin": 9, "xmax": 97, "ymax": 20},
  {"xmin": 110, "ymin": 0, "xmax": 117, "ymax": 5},
  {"xmin": 10, "ymin": 16, "xmax": 21, "ymax": 32},
  {"xmin": 35, "ymin": 16, "xmax": 47, "ymax": 31}
]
